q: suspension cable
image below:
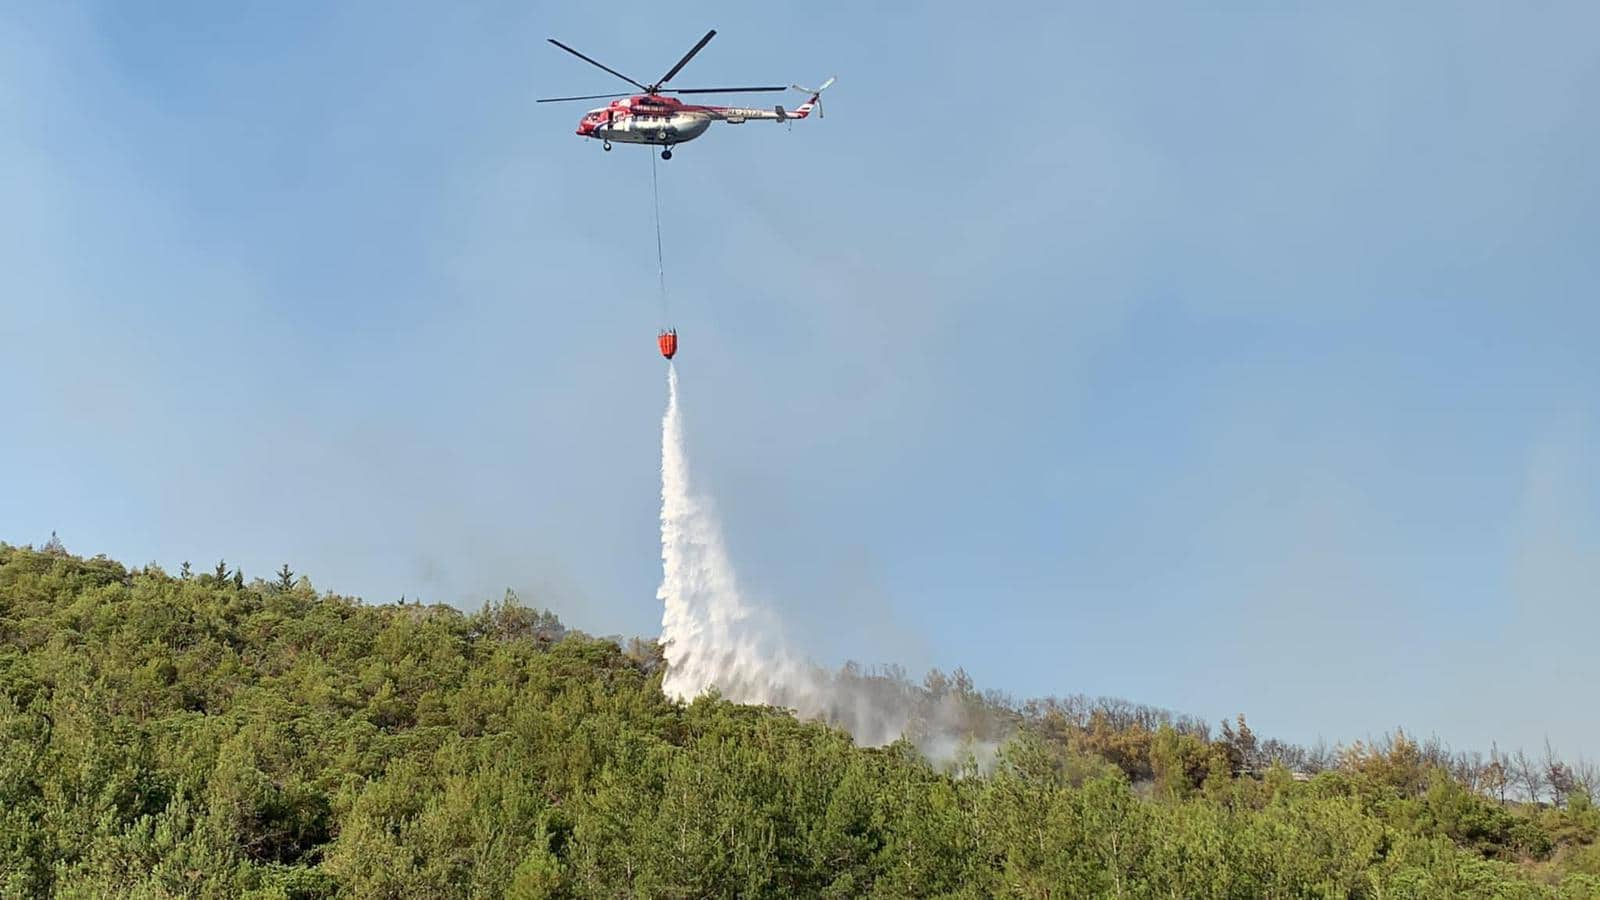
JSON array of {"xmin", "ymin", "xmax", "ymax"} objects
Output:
[{"xmin": 650, "ymin": 150, "xmax": 668, "ymax": 323}]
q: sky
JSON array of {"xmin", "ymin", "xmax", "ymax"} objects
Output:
[{"xmin": 2, "ymin": 1, "xmax": 1597, "ymax": 758}]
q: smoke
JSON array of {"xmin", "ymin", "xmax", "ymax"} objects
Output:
[{"xmin": 657, "ymin": 366, "xmax": 1005, "ymax": 765}]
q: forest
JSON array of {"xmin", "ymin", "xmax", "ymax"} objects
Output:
[{"xmin": 2, "ymin": 541, "xmax": 1597, "ymax": 898}]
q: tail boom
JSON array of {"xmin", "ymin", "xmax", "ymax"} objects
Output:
[{"xmin": 704, "ymin": 76, "xmax": 832, "ymax": 123}]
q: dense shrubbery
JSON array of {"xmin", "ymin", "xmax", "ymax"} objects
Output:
[{"xmin": 2, "ymin": 543, "xmax": 1597, "ymax": 897}]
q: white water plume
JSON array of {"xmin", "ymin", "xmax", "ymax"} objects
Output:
[
  {"xmin": 657, "ymin": 366, "xmax": 1004, "ymax": 761},
  {"xmin": 656, "ymin": 365, "xmax": 824, "ymax": 706}
]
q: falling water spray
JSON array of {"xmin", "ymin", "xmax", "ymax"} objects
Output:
[
  {"xmin": 656, "ymin": 364, "xmax": 823, "ymax": 705},
  {"xmin": 656, "ymin": 366, "xmax": 1003, "ymax": 760}
]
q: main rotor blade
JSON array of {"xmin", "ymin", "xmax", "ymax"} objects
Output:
[
  {"xmin": 653, "ymin": 29, "xmax": 716, "ymax": 89},
  {"xmin": 536, "ymin": 92, "xmax": 635, "ymax": 103},
  {"xmin": 669, "ymin": 86, "xmax": 787, "ymax": 94},
  {"xmin": 547, "ymin": 38, "xmax": 648, "ymax": 92}
]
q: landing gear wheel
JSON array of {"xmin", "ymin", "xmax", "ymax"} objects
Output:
[
  {"xmin": 661, "ymin": 148, "xmax": 673, "ymax": 160},
  {"xmin": 602, "ymin": 140, "xmax": 612, "ymax": 151}
]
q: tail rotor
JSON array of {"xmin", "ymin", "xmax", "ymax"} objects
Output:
[{"xmin": 789, "ymin": 76, "xmax": 835, "ymax": 118}]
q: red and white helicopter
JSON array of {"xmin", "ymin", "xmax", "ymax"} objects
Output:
[{"xmin": 538, "ymin": 29, "xmax": 832, "ymax": 159}]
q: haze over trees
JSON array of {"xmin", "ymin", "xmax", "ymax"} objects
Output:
[{"xmin": 2, "ymin": 542, "xmax": 1597, "ymax": 897}]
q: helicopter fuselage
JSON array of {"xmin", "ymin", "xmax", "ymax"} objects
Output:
[
  {"xmin": 583, "ymin": 109, "xmax": 713, "ymax": 146},
  {"xmin": 574, "ymin": 93, "xmax": 820, "ymax": 148}
]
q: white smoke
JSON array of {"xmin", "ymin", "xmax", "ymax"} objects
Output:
[{"xmin": 657, "ymin": 366, "xmax": 1003, "ymax": 763}]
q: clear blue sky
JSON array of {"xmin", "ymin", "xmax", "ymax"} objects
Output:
[{"xmin": 3, "ymin": 2, "xmax": 1597, "ymax": 758}]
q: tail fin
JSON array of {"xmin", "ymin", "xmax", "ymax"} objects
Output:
[{"xmin": 787, "ymin": 76, "xmax": 835, "ymax": 119}]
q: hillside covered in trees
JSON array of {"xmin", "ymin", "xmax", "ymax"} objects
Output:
[{"xmin": 2, "ymin": 542, "xmax": 1597, "ymax": 898}]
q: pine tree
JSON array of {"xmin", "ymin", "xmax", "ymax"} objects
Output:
[{"xmin": 42, "ymin": 531, "xmax": 67, "ymax": 555}]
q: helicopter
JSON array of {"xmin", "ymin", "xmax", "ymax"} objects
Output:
[{"xmin": 538, "ymin": 29, "xmax": 832, "ymax": 159}]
